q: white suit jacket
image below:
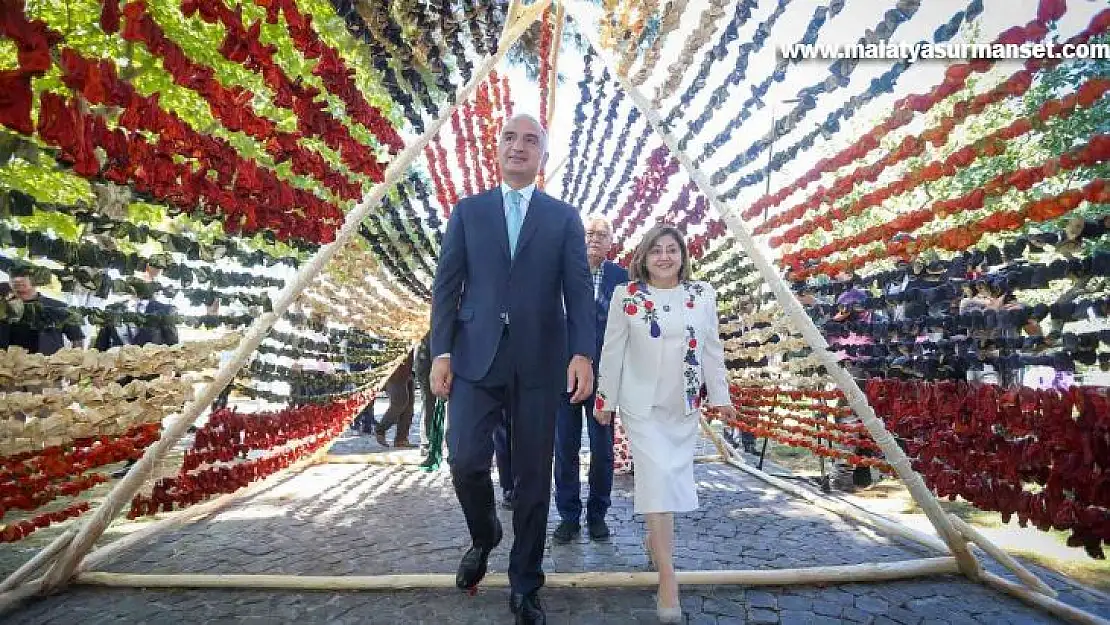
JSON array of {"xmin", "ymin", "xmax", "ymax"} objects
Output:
[{"xmin": 594, "ymin": 280, "xmax": 731, "ymax": 416}]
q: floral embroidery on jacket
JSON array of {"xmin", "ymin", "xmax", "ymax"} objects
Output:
[{"xmin": 621, "ymin": 281, "xmax": 661, "ymax": 337}]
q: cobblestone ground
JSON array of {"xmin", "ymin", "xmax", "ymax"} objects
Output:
[{"xmin": 6, "ymin": 404, "xmax": 1108, "ymax": 624}]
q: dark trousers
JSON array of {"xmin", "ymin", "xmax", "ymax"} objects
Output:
[
  {"xmin": 447, "ymin": 332, "xmax": 557, "ymax": 595},
  {"xmin": 376, "ymin": 377, "xmax": 415, "ymax": 440},
  {"xmin": 554, "ymin": 395, "xmax": 614, "ymax": 526},
  {"xmin": 493, "ymin": 409, "xmax": 513, "ymax": 497}
]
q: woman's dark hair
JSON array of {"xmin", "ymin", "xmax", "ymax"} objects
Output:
[{"xmin": 628, "ymin": 225, "xmax": 691, "ymax": 283}]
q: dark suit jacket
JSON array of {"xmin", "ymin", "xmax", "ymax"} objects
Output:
[
  {"xmin": 593, "ymin": 260, "xmax": 629, "ymax": 366},
  {"xmin": 0, "ymin": 294, "xmax": 84, "ymax": 356},
  {"xmin": 94, "ymin": 300, "xmax": 179, "ymax": 350},
  {"xmin": 431, "ymin": 187, "xmax": 594, "ymax": 388}
]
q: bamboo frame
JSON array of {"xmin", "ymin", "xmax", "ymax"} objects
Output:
[
  {"xmin": 544, "ymin": 4, "xmax": 566, "ymax": 133},
  {"xmin": 7, "ymin": 1, "xmax": 553, "ymax": 602},
  {"xmin": 315, "ymin": 452, "xmax": 425, "ymax": 466},
  {"xmin": 980, "ymin": 572, "xmax": 1110, "ymax": 625},
  {"xmin": 560, "ymin": 0, "xmax": 980, "ymax": 579},
  {"xmin": 75, "ymin": 557, "xmax": 958, "ymax": 590},
  {"xmin": 948, "ymin": 514, "xmax": 1057, "ymax": 598},
  {"xmin": 0, "ymin": 528, "xmax": 76, "ymax": 594}
]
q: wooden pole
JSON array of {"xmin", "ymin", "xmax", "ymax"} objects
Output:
[
  {"xmin": 0, "ymin": 528, "xmax": 77, "ymax": 593},
  {"xmin": 546, "ymin": 152, "xmax": 571, "ymax": 180},
  {"xmin": 545, "ymin": 3, "xmax": 566, "ymax": 133},
  {"xmin": 26, "ymin": 0, "xmax": 553, "ymax": 597},
  {"xmin": 0, "ymin": 579, "xmax": 43, "ymax": 616},
  {"xmin": 947, "ymin": 514, "xmax": 1057, "ymax": 598},
  {"xmin": 315, "ymin": 452, "xmax": 425, "ymax": 466},
  {"xmin": 75, "ymin": 557, "xmax": 958, "ymax": 590},
  {"xmin": 698, "ymin": 414, "xmax": 735, "ymax": 462},
  {"xmin": 560, "ymin": 0, "xmax": 981, "ymax": 580},
  {"xmin": 980, "ymin": 572, "xmax": 1109, "ymax": 625}
]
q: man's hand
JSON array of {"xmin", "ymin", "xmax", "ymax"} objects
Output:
[
  {"xmin": 566, "ymin": 355, "xmax": 594, "ymax": 404},
  {"xmin": 594, "ymin": 410, "xmax": 613, "ymax": 426},
  {"xmin": 431, "ymin": 356, "xmax": 453, "ymax": 398}
]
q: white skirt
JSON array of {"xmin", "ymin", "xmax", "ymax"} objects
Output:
[{"xmin": 620, "ymin": 406, "xmax": 699, "ymax": 515}]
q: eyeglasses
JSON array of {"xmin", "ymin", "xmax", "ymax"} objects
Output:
[{"xmin": 585, "ymin": 231, "xmax": 611, "ymax": 240}]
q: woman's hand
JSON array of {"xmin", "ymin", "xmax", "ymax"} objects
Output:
[
  {"xmin": 594, "ymin": 410, "xmax": 613, "ymax": 426},
  {"xmin": 713, "ymin": 404, "xmax": 737, "ymax": 422}
]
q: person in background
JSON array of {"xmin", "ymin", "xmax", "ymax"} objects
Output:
[
  {"xmin": 414, "ymin": 333, "xmax": 436, "ymax": 454},
  {"xmin": 2, "ymin": 264, "xmax": 84, "ymax": 355},
  {"xmin": 93, "ymin": 278, "xmax": 178, "ymax": 350},
  {"xmin": 593, "ymin": 225, "xmax": 736, "ymax": 623},
  {"xmin": 552, "ymin": 216, "xmax": 627, "ymax": 544},
  {"xmin": 375, "ymin": 353, "xmax": 417, "ymax": 448}
]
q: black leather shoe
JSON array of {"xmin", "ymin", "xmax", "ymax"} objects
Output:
[
  {"xmin": 587, "ymin": 519, "xmax": 610, "ymax": 542},
  {"xmin": 456, "ymin": 518, "xmax": 502, "ymax": 590},
  {"xmin": 510, "ymin": 591, "xmax": 546, "ymax": 625},
  {"xmin": 551, "ymin": 521, "xmax": 579, "ymax": 544}
]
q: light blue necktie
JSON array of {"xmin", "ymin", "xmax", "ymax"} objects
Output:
[{"xmin": 506, "ymin": 189, "xmax": 524, "ymax": 259}]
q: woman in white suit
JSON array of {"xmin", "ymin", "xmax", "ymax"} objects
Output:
[{"xmin": 594, "ymin": 225, "xmax": 736, "ymax": 622}]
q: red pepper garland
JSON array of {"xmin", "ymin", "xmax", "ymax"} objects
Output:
[
  {"xmin": 867, "ymin": 379, "xmax": 1110, "ymax": 558},
  {"xmin": 434, "ymin": 135, "xmax": 459, "ymax": 208},
  {"xmin": 424, "ymin": 144, "xmax": 453, "ymax": 218},
  {"xmin": 722, "ymin": 410, "xmax": 892, "ymax": 473},
  {"xmin": 0, "ymin": 502, "xmax": 90, "ymax": 543},
  {"xmin": 771, "ymin": 77, "xmax": 1110, "ymax": 248},
  {"xmin": 251, "ymin": 0, "xmax": 405, "ymax": 154},
  {"xmin": 0, "ymin": 6, "xmax": 343, "ymax": 244},
  {"xmin": 745, "ymin": 1, "xmax": 1105, "ymax": 222},
  {"xmin": 0, "ymin": 423, "xmax": 162, "ymax": 543},
  {"xmin": 474, "ymin": 81, "xmax": 500, "ymax": 185},
  {"xmin": 128, "ymin": 396, "xmax": 368, "ymax": 518},
  {"xmin": 462, "ymin": 100, "xmax": 487, "ymax": 191},
  {"xmin": 794, "ymin": 170, "xmax": 1110, "ymax": 279},
  {"xmin": 114, "ymin": 1, "xmax": 365, "ymax": 199},
  {"xmin": 452, "ymin": 108, "xmax": 475, "ymax": 197},
  {"xmin": 168, "ymin": 0, "xmax": 388, "ymax": 181},
  {"xmin": 536, "ymin": 6, "xmax": 553, "ymax": 188},
  {"xmin": 501, "ymin": 72, "xmax": 513, "ymax": 118}
]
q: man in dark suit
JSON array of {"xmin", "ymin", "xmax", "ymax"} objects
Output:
[
  {"xmin": 2, "ymin": 265, "xmax": 84, "ymax": 356},
  {"xmin": 430, "ymin": 114, "xmax": 595, "ymax": 625},
  {"xmin": 551, "ymin": 216, "xmax": 627, "ymax": 544},
  {"xmin": 93, "ymin": 279, "xmax": 179, "ymax": 350}
]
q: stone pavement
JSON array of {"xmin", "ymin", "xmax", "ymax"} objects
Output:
[
  {"xmin": 8, "ymin": 434, "xmax": 1108, "ymax": 625},
  {"xmin": 6, "ymin": 399, "xmax": 1108, "ymax": 623}
]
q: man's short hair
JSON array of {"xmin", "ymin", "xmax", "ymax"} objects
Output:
[
  {"xmin": 503, "ymin": 113, "xmax": 548, "ymax": 153},
  {"xmin": 584, "ymin": 216, "xmax": 613, "ymax": 235}
]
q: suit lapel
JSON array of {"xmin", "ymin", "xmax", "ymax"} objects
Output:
[
  {"xmin": 514, "ymin": 190, "xmax": 545, "ymax": 261},
  {"xmin": 485, "ymin": 189, "xmax": 511, "ymax": 262}
]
